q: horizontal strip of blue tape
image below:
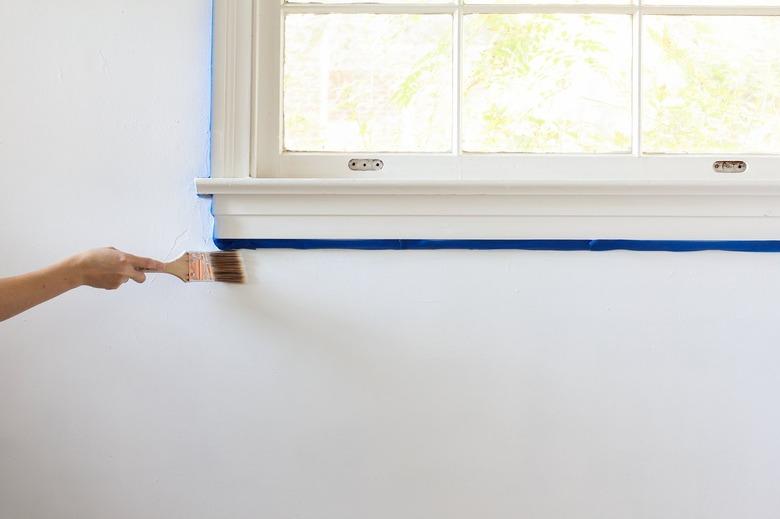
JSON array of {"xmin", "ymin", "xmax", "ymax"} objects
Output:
[{"xmin": 214, "ymin": 238, "xmax": 780, "ymax": 253}]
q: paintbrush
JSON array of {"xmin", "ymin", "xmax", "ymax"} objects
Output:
[{"xmin": 140, "ymin": 251, "xmax": 246, "ymax": 283}]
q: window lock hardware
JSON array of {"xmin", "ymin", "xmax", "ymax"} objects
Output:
[
  {"xmin": 349, "ymin": 159, "xmax": 384, "ymax": 172},
  {"xmin": 713, "ymin": 160, "xmax": 747, "ymax": 173}
]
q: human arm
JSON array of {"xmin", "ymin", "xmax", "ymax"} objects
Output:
[{"xmin": 0, "ymin": 247, "xmax": 164, "ymax": 323}]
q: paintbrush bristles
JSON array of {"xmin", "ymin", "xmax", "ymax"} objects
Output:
[{"xmin": 205, "ymin": 251, "xmax": 246, "ymax": 284}]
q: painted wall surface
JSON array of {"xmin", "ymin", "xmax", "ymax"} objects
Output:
[{"xmin": 2, "ymin": 2, "xmax": 780, "ymax": 518}]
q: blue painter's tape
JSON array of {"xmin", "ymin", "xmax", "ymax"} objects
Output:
[
  {"xmin": 213, "ymin": 238, "xmax": 780, "ymax": 253},
  {"xmin": 207, "ymin": 0, "xmax": 218, "ymax": 248},
  {"xmin": 587, "ymin": 240, "xmax": 780, "ymax": 253}
]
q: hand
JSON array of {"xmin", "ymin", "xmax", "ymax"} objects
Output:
[
  {"xmin": 0, "ymin": 247, "xmax": 168, "ymax": 322},
  {"xmin": 68, "ymin": 247, "xmax": 166, "ymax": 290}
]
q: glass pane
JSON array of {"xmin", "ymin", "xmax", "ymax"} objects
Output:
[
  {"xmin": 646, "ymin": 1, "xmax": 780, "ymax": 4},
  {"xmin": 642, "ymin": 16, "xmax": 780, "ymax": 154},
  {"xmin": 286, "ymin": 0, "xmax": 452, "ymax": 3},
  {"xmin": 467, "ymin": 1, "xmax": 629, "ymax": 3},
  {"xmin": 284, "ymin": 14, "xmax": 453, "ymax": 153},
  {"xmin": 462, "ymin": 14, "xmax": 632, "ymax": 153}
]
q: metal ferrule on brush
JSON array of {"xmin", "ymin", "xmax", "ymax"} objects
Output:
[{"xmin": 187, "ymin": 252, "xmax": 215, "ymax": 282}]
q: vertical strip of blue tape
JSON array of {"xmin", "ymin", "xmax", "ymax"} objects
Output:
[{"xmin": 205, "ymin": 0, "xmax": 219, "ymax": 249}]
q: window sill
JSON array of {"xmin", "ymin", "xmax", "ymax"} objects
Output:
[{"xmin": 195, "ymin": 178, "xmax": 780, "ymax": 242}]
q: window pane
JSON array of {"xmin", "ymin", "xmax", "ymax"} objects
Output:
[
  {"xmin": 642, "ymin": 16, "xmax": 780, "ymax": 154},
  {"xmin": 646, "ymin": 1, "xmax": 780, "ymax": 4},
  {"xmin": 462, "ymin": 14, "xmax": 631, "ymax": 153},
  {"xmin": 286, "ymin": 0, "xmax": 452, "ymax": 3},
  {"xmin": 466, "ymin": 1, "xmax": 629, "ymax": 3},
  {"xmin": 284, "ymin": 14, "xmax": 453, "ymax": 153}
]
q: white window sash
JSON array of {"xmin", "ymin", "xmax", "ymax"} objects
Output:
[{"xmin": 212, "ymin": 0, "xmax": 780, "ymax": 180}]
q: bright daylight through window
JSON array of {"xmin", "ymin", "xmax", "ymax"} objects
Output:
[{"xmin": 282, "ymin": 1, "xmax": 780, "ymax": 156}]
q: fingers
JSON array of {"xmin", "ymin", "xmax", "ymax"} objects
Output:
[
  {"xmin": 119, "ymin": 253, "xmax": 155, "ymax": 284},
  {"xmin": 125, "ymin": 253, "xmax": 165, "ymax": 272},
  {"xmin": 78, "ymin": 248, "xmax": 163, "ymax": 290},
  {"xmin": 127, "ymin": 269, "xmax": 147, "ymax": 284}
]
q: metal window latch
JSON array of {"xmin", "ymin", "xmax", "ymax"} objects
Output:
[
  {"xmin": 713, "ymin": 160, "xmax": 747, "ymax": 173},
  {"xmin": 349, "ymin": 159, "xmax": 384, "ymax": 172}
]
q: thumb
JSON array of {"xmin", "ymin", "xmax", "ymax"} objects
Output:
[{"xmin": 127, "ymin": 268, "xmax": 147, "ymax": 284}]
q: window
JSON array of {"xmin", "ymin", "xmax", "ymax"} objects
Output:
[
  {"xmin": 199, "ymin": 1, "xmax": 780, "ymax": 244},
  {"xmin": 242, "ymin": 0, "xmax": 780, "ymax": 179}
]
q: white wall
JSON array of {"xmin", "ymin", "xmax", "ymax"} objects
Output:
[{"xmin": 2, "ymin": 2, "xmax": 780, "ymax": 518}]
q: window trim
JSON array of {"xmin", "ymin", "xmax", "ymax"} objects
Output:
[{"xmin": 203, "ymin": 0, "xmax": 780, "ymax": 242}]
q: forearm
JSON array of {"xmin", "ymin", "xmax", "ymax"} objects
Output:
[{"xmin": 0, "ymin": 259, "xmax": 83, "ymax": 322}]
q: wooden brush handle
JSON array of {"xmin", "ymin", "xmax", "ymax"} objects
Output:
[{"xmin": 136, "ymin": 254, "xmax": 189, "ymax": 282}]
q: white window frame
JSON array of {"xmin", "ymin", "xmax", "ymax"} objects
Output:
[{"xmin": 197, "ymin": 0, "xmax": 780, "ymax": 243}]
